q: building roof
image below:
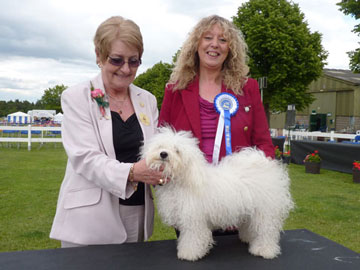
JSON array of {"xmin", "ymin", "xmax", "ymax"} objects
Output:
[{"xmin": 324, "ymin": 68, "xmax": 360, "ymax": 85}]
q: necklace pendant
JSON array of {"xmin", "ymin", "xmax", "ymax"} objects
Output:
[{"xmin": 119, "ymin": 110, "xmax": 122, "ymax": 114}]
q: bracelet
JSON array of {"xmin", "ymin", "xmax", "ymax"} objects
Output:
[
  {"xmin": 129, "ymin": 163, "xmax": 135, "ymax": 182},
  {"xmin": 129, "ymin": 163, "xmax": 138, "ymax": 191}
]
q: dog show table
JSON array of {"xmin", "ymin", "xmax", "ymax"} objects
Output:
[{"xmin": 1, "ymin": 229, "xmax": 359, "ymax": 270}]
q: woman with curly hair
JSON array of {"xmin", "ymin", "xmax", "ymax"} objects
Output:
[{"xmin": 159, "ymin": 15, "xmax": 274, "ymax": 165}]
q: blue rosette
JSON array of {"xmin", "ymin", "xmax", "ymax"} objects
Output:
[
  {"xmin": 212, "ymin": 93, "xmax": 239, "ymax": 164},
  {"xmin": 214, "ymin": 92, "xmax": 239, "ymax": 117}
]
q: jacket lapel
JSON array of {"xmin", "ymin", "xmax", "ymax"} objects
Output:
[
  {"xmin": 130, "ymin": 84, "xmax": 154, "ymax": 143},
  {"xmin": 91, "ymin": 74, "xmax": 116, "ymax": 159},
  {"xmin": 181, "ymin": 78, "xmax": 202, "ymax": 141}
]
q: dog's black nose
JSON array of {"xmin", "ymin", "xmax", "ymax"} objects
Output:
[{"xmin": 160, "ymin": 151, "xmax": 168, "ymax": 159}]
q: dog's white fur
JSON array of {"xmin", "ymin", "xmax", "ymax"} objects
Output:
[{"xmin": 142, "ymin": 127, "xmax": 294, "ymax": 261}]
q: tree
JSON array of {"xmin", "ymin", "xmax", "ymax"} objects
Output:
[
  {"xmin": 0, "ymin": 99, "xmax": 37, "ymax": 117},
  {"xmin": 233, "ymin": 0, "xmax": 328, "ymax": 118},
  {"xmin": 38, "ymin": 85, "xmax": 67, "ymax": 113},
  {"xmin": 337, "ymin": 0, "xmax": 360, "ymax": 72},
  {"xmin": 133, "ymin": 62, "xmax": 173, "ymax": 109}
]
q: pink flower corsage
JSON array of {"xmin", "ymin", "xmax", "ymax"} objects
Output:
[{"xmin": 90, "ymin": 81, "xmax": 109, "ymax": 119}]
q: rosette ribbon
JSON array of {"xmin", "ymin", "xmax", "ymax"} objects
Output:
[{"xmin": 212, "ymin": 93, "xmax": 239, "ymax": 165}]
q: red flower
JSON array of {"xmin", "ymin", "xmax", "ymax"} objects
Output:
[
  {"xmin": 353, "ymin": 161, "xmax": 360, "ymax": 171},
  {"xmin": 90, "ymin": 81, "xmax": 109, "ymax": 118},
  {"xmin": 304, "ymin": 150, "xmax": 321, "ymax": 163}
]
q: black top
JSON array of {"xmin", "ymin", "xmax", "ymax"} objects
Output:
[{"xmin": 111, "ymin": 111, "xmax": 145, "ymax": 205}]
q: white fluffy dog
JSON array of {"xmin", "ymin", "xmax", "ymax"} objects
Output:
[{"xmin": 142, "ymin": 127, "xmax": 294, "ymax": 261}]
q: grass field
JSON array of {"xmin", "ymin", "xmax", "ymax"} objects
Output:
[{"xmin": 0, "ymin": 144, "xmax": 359, "ymax": 253}]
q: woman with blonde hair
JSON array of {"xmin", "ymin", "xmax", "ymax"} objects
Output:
[
  {"xmin": 159, "ymin": 14, "xmax": 274, "ymax": 236},
  {"xmin": 169, "ymin": 15, "xmax": 249, "ymax": 94},
  {"xmin": 160, "ymin": 15, "xmax": 274, "ymax": 164}
]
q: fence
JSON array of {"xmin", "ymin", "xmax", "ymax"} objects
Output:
[
  {"xmin": 271, "ymin": 129, "xmax": 359, "ymax": 145},
  {"xmin": 1, "ymin": 125, "xmax": 359, "ymax": 151},
  {"xmin": 0, "ymin": 125, "xmax": 62, "ymax": 150}
]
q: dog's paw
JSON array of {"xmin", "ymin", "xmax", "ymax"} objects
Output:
[
  {"xmin": 177, "ymin": 248, "xmax": 205, "ymax": 261},
  {"xmin": 177, "ymin": 237, "xmax": 211, "ymax": 261},
  {"xmin": 249, "ymin": 242, "xmax": 280, "ymax": 259},
  {"xmin": 176, "ymin": 229, "xmax": 214, "ymax": 261}
]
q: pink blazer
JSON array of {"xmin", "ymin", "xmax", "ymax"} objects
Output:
[
  {"xmin": 50, "ymin": 73, "xmax": 158, "ymax": 245},
  {"xmin": 159, "ymin": 77, "xmax": 275, "ymax": 159}
]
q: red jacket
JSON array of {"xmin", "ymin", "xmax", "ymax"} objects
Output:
[{"xmin": 159, "ymin": 77, "xmax": 275, "ymax": 159}]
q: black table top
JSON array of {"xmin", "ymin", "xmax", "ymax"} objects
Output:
[{"xmin": 0, "ymin": 229, "xmax": 359, "ymax": 270}]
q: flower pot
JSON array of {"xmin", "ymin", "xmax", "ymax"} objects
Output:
[
  {"xmin": 353, "ymin": 169, "xmax": 360, "ymax": 184},
  {"xmin": 282, "ymin": 156, "xmax": 291, "ymax": 164},
  {"xmin": 305, "ymin": 161, "xmax": 321, "ymax": 174}
]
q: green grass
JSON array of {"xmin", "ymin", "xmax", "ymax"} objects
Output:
[
  {"xmin": 0, "ymin": 145, "xmax": 359, "ymax": 252},
  {"xmin": 284, "ymin": 164, "xmax": 360, "ymax": 252},
  {"xmin": 0, "ymin": 144, "xmax": 66, "ymax": 251}
]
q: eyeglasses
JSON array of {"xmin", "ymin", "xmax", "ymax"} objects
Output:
[{"xmin": 107, "ymin": 56, "xmax": 142, "ymax": 68}]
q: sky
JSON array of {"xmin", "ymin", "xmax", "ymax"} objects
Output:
[{"xmin": 0, "ymin": 0, "xmax": 358, "ymax": 102}]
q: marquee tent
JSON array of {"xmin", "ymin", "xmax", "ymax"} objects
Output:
[
  {"xmin": 27, "ymin": 110, "xmax": 56, "ymax": 122},
  {"xmin": 35, "ymin": 111, "xmax": 54, "ymax": 119},
  {"xmin": 7, "ymin": 111, "xmax": 31, "ymax": 124},
  {"xmin": 53, "ymin": 112, "xmax": 63, "ymax": 124}
]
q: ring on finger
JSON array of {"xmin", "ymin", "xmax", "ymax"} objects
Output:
[{"xmin": 159, "ymin": 178, "xmax": 164, "ymax": 185}]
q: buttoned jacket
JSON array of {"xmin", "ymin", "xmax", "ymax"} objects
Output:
[
  {"xmin": 50, "ymin": 73, "xmax": 158, "ymax": 245},
  {"xmin": 159, "ymin": 77, "xmax": 274, "ymax": 159}
]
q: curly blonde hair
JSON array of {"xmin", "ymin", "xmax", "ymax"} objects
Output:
[{"xmin": 169, "ymin": 15, "xmax": 249, "ymax": 95}]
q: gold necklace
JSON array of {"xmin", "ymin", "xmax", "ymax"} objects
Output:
[{"xmin": 107, "ymin": 93, "xmax": 128, "ymax": 114}]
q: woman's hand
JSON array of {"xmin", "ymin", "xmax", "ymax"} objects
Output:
[{"xmin": 132, "ymin": 159, "xmax": 167, "ymax": 186}]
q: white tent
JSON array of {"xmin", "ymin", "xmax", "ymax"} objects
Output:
[
  {"xmin": 7, "ymin": 111, "xmax": 31, "ymax": 124},
  {"xmin": 53, "ymin": 112, "xmax": 63, "ymax": 124},
  {"xmin": 35, "ymin": 111, "xmax": 54, "ymax": 119},
  {"xmin": 27, "ymin": 110, "xmax": 56, "ymax": 122}
]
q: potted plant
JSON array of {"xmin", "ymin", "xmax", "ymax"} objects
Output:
[
  {"xmin": 353, "ymin": 160, "xmax": 360, "ymax": 183},
  {"xmin": 303, "ymin": 150, "xmax": 321, "ymax": 174},
  {"xmin": 275, "ymin": 146, "xmax": 282, "ymax": 160},
  {"xmin": 282, "ymin": 150, "xmax": 291, "ymax": 165}
]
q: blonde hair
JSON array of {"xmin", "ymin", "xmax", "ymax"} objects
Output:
[
  {"xmin": 94, "ymin": 16, "xmax": 143, "ymax": 63},
  {"xmin": 169, "ymin": 15, "xmax": 249, "ymax": 94}
]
